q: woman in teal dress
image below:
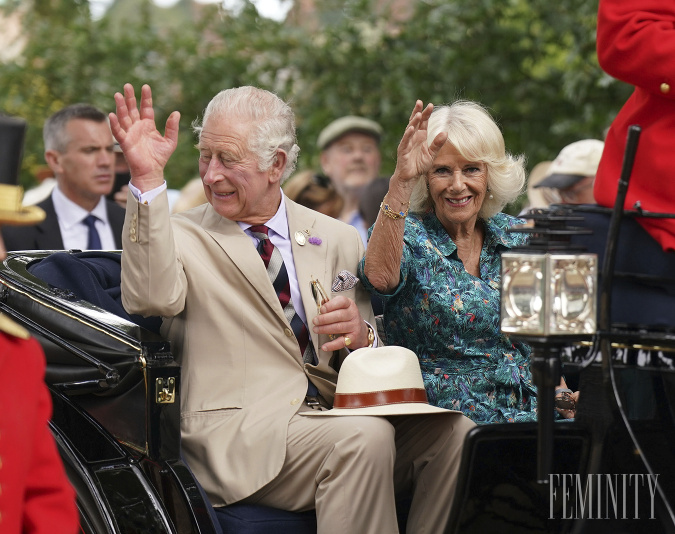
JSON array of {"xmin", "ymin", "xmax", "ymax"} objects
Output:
[{"xmin": 359, "ymin": 99, "xmax": 573, "ymax": 424}]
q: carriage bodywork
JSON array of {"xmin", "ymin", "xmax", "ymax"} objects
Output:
[{"xmin": 0, "ymin": 251, "xmax": 218, "ymax": 534}]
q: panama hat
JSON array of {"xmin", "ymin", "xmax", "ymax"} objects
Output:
[
  {"xmin": 304, "ymin": 346, "xmax": 461, "ymax": 416},
  {"xmin": 0, "ymin": 184, "xmax": 46, "ymax": 226}
]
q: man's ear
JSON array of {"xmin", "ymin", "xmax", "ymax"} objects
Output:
[
  {"xmin": 44, "ymin": 150, "xmax": 62, "ymax": 175},
  {"xmin": 269, "ymin": 149, "xmax": 287, "ymax": 184}
]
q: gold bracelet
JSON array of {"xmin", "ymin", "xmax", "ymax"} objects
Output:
[{"xmin": 380, "ymin": 200, "xmax": 409, "ymax": 219}]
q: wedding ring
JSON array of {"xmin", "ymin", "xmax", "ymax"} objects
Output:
[{"xmin": 344, "ymin": 336, "xmax": 352, "ymax": 347}]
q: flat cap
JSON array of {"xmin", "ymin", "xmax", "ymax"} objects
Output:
[{"xmin": 317, "ymin": 116, "xmax": 382, "ymax": 150}]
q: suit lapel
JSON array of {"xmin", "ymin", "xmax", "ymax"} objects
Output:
[
  {"xmin": 285, "ymin": 198, "xmax": 329, "ymax": 354},
  {"xmin": 36, "ymin": 196, "xmax": 64, "ymax": 250},
  {"xmin": 200, "ymin": 199, "xmax": 331, "ymax": 357},
  {"xmin": 201, "ymin": 205, "xmax": 287, "ymax": 321}
]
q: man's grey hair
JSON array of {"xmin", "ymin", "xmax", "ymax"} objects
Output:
[
  {"xmin": 43, "ymin": 103, "xmax": 108, "ymax": 152},
  {"xmin": 192, "ymin": 86, "xmax": 300, "ymax": 183},
  {"xmin": 409, "ymin": 100, "xmax": 526, "ymax": 220}
]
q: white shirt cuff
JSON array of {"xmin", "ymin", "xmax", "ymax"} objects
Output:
[{"xmin": 128, "ymin": 181, "xmax": 167, "ymax": 204}]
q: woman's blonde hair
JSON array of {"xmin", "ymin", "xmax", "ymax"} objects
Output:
[{"xmin": 409, "ymin": 100, "xmax": 526, "ymax": 219}]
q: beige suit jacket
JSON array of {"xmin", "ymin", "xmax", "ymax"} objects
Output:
[{"xmin": 121, "ymin": 190, "xmax": 374, "ymax": 506}]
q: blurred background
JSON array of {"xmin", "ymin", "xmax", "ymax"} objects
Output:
[{"xmin": 0, "ymin": 0, "xmax": 630, "ymax": 214}]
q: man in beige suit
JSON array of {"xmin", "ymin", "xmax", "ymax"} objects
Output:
[{"xmin": 111, "ymin": 83, "xmax": 473, "ymax": 533}]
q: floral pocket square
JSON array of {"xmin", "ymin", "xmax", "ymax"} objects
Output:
[{"xmin": 331, "ymin": 270, "xmax": 360, "ymax": 292}]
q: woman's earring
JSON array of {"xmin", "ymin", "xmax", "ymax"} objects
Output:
[{"xmin": 487, "ymin": 186, "xmax": 494, "ymax": 199}]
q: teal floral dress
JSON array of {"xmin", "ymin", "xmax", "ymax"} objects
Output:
[{"xmin": 359, "ymin": 211, "xmax": 537, "ymax": 424}]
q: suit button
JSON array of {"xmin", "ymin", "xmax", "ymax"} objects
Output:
[
  {"xmin": 291, "ymin": 398, "xmax": 301, "ymax": 405},
  {"xmin": 130, "ymin": 235, "xmax": 137, "ymax": 243},
  {"xmin": 284, "ymin": 328, "xmax": 293, "ymax": 337},
  {"xmin": 132, "ymin": 213, "xmax": 137, "ymax": 220},
  {"xmin": 661, "ymin": 83, "xmax": 670, "ymax": 94}
]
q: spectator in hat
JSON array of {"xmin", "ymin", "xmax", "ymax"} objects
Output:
[
  {"xmin": 318, "ymin": 115, "xmax": 384, "ymax": 245},
  {"xmin": 2, "ymin": 103, "xmax": 125, "ymax": 251},
  {"xmin": 0, "ymin": 184, "xmax": 79, "ymax": 533},
  {"xmin": 534, "ymin": 139, "xmax": 604, "ymax": 205}
]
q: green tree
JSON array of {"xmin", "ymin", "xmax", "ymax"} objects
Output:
[{"xmin": 1, "ymin": 0, "xmax": 632, "ymax": 214}]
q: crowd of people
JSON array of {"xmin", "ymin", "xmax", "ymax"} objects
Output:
[{"xmin": 1, "ymin": 0, "xmax": 673, "ymax": 530}]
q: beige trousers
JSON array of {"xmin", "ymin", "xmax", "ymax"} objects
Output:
[{"xmin": 241, "ymin": 404, "xmax": 475, "ymax": 534}]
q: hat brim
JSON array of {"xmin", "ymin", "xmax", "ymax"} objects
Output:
[
  {"xmin": 0, "ymin": 205, "xmax": 46, "ymax": 226},
  {"xmin": 534, "ymin": 173, "xmax": 585, "ymax": 190},
  {"xmin": 302, "ymin": 402, "xmax": 462, "ymax": 417}
]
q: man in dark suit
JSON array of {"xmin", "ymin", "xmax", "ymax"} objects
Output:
[{"xmin": 2, "ymin": 104, "xmax": 124, "ymax": 251}]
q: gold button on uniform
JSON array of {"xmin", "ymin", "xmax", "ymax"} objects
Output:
[
  {"xmin": 290, "ymin": 398, "xmax": 301, "ymax": 405},
  {"xmin": 284, "ymin": 328, "xmax": 293, "ymax": 337},
  {"xmin": 130, "ymin": 235, "xmax": 137, "ymax": 243},
  {"xmin": 661, "ymin": 82, "xmax": 670, "ymax": 94}
]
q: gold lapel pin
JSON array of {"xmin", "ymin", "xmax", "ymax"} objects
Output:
[{"xmin": 295, "ymin": 231, "xmax": 307, "ymax": 246}]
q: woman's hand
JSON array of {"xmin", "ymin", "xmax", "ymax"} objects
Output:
[
  {"xmin": 109, "ymin": 83, "xmax": 180, "ymax": 193},
  {"xmin": 391, "ymin": 100, "xmax": 448, "ymax": 186}
]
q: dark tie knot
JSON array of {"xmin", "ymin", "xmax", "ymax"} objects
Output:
[{"xmin": 83, "ymin": 214, "xmax": 99, "ymax": 227}]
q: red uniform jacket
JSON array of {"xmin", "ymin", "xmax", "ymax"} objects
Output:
[
  {"xmin": 0, "ymin": 332, "xmax": 79, "ymax": 533},
  {"xmin": 595, "ymin": 0, "xmax": 675, "ymax": 251}
]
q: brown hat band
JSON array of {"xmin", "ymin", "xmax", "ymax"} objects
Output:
[{"xmin": 333, "ymin": 388, "xmax": 428, "ymax": 409}]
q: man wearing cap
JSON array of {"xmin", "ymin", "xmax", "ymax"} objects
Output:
[
  {"xmin": 318, "ymin": 115, "xmax": 384, "ymax": 245},
  {"xmin": 2, "ymin": 104, "xmax": 125, "ymax": 251},
  {"xmin": 535, "ymin": 139, "xmax": 604, "ymax": 205},
  {"xmin": 0, "ymin": 184, "xmax": 79, "ymax": 533}
]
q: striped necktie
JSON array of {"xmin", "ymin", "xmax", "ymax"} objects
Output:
[{"xmin": 249, "ymin": 225, "xmax": 316, "ymax": 367}]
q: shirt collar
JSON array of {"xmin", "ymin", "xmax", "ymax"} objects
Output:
[
  {"xmin": 238, "ymin": 189, "xmax": 289, "ymax": 241},
  {"xmin": 52, "ymin": 185, "xmax": 109, "ymax": 230}
]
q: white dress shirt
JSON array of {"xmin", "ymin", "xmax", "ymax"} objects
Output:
[{"xmin": 51, "ymin": 186, "xmax": 117, "ymax": 250}]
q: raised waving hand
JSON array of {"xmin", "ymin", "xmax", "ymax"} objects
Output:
[
  {"xmin": 109, "ymin": 83, "xmax": 181, "ymax": 192},
  {"xmin": 392, "ymin": 100, "xmax": 447, "ymax": 185}
]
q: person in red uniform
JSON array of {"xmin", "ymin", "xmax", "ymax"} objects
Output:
[
  {"xmin": 0, "ymin": 184, "xmax": 79, "ymax": 533},
  {"xmin": 595, "ymin": 0, "xmax": 675, "ymax": 251}
]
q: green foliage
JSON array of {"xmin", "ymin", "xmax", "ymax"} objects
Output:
[{"xmin": 0, "ymin": 0, "xmax": 632, "ymax": 214}]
